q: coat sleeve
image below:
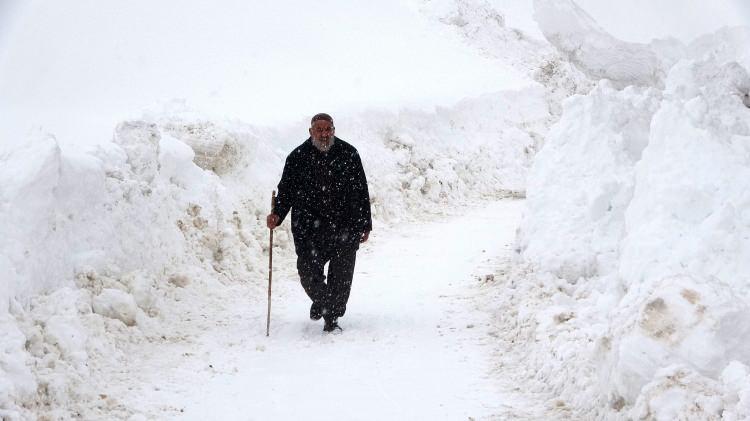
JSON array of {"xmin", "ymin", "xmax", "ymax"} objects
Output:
[
  {"xmin": 352, "ymin": 151, "xmax": 372, "ymax": 233},
  {"xmin": 274, "ymin": 154, "xmax": 296, "ymax": 225}
]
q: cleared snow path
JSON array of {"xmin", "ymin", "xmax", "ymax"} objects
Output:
[{"xmin": 121, "ymin": 199, "xmax": 528, "ymax": 420}]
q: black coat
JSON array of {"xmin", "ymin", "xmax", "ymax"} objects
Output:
[{"xmin": 275, "ymin": 137, "xmax": 372, "ymax": 256}]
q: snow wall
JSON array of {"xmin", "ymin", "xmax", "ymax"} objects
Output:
[
  {"xmin": 516, "ymin": 0, "xmax": 750, "ymax": 419},
  {"xmin": 0, "ymin": 90, "xmax": 549, "ymax": 418}
]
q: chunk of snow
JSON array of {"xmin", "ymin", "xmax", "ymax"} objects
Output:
[{"xmin": 92, "ymin": 289, "xmax": 138, "ymax": 327}]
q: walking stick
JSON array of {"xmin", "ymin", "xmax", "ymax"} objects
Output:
[{"xmin": 267, "ymin": 190, "xmax": 275, "ymax": 337}]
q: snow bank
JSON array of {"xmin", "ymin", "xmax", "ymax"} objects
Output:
[
  {"xmin": 345, "ymin": 88, "xmax": 549, "ymax": 222},
  {"xmin": 606, "ymin": 57, "xmax": 750, "ymax": 419},
  {"xmin": 418, "ymin": 0, "xmax": 593, "ymax": 119},
  {"xmin": 619, "ymin": 59, "xmax": 750, "ymax": 288},
  {"xmin": 0, "ymin": 121, "xmax": 267, "ymax": 418},
  {"xmin": 0, "ymin": 88, "xmax": 548, "ymax": 418},
  {"xmin": 533, "ymin": 0, "xmax": 670, "ymax": 88},
  {"xmin": 519, "ymin": 81, "xmax": 661, "ymax": 281},
  {"xmin": 518, "ymin": 4, "xmax": 750, "ymax": 418},
  {"xmin": 415, "ymin": 0, "xmax": 548, "ymax": 72}
]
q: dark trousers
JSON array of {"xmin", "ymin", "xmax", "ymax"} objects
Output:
[{"xmin": 296, "ymin": 247, "xmax": 357, "ymax": 319}]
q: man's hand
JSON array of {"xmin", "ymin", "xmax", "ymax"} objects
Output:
[
  {"xmin": 266, "ymin": 214, "xmax": 280, "ymax": 229},
  {"xmin": 360, "ymin": 231, "xmax": 370, "ymax": 243}
]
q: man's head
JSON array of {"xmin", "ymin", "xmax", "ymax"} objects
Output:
[{"xmin": 310, "ymin": 113, "xmax": 335, "ymax": 152}]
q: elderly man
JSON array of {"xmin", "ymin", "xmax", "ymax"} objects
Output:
[{"xmin": 266, "ymin": 113, "xmax": 372, "ymax": 332}]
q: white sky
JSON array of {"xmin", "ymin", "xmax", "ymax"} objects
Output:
[
  {"xmin": 0, "ymin": 0, "xmax": 748, "ymax": 151},
  {"xmin": 0, "ymin": 0, "xmax": 525, "ymax": 151}
]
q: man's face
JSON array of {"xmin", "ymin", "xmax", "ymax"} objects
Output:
[{"xmin": 309, "ymin": 119, "xmax": 335, "ymax": 146}]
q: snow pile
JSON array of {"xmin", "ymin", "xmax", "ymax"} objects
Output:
[
  {"xmin": 517, "ymin": 2, "xmax": 750, "ymax": 418},
  {"xmin": 414, "ymin": 0, "xmax": 548, "ymax": 71},
  {"xmin": 519, "ymin": 81, "xmax": 660, "ymax": 281},
  {"xmin": 417, "ymin": 0, "xmax": 593, "ymax": 119},
  {"xmin": 0, "ymin": 88, "xmax": 548, "ymax": 417},
  {"xmin": 346, "ymin": 88, "xmax": 549, "ymax": 223},
  {"xmin": 533, "ymin": 0, "xmax": 670, "ymax": 88},
  {"xmin": 0, "ymin": 121, "xmax": 270, "ymax": 418},
  {"xmin": 607, "ymin": 57, "xmax": 750, "ymax": 419}
]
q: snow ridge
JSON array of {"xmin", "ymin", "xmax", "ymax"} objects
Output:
[
  {"xmin": 416, "ymin": 0, "xmax": 594, "ymax": 119},
  {"xmin": 533, "ymin": 0, "xmax": 667, "ymax": 88},
  {"xmin": 515, "ymin": 1, "xmax": 750, "ymax": 418}
]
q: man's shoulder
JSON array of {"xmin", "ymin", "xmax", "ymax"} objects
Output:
[
  {"xmin": 334, "ymin": 137, "xmax": 359, "ymax": 155},
  {"xmin": 287, "ymin": 139, "xmax": 313, "ymax": 160}
]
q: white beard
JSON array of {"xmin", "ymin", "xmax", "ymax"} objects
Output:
[{"xmin": 312, "ymin": 136, "xmax": 335, "ymax": 153}]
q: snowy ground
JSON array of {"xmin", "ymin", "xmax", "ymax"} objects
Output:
[
  {"xmin": 97, "ymin": 199, "xmax": 530, "ymax": 420},
  {"xmin": 2, "ymin": 0, "xmax": 749, "ymax": 419}
]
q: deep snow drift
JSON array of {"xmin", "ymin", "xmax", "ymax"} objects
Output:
[{"xmin": 513, "ymin": 0, "xmax": 750, "ymax": 419}]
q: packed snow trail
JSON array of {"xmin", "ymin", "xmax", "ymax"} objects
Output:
[{"xmin": 119, "ymin": 199, "xmax": 529, "ymax": 420}]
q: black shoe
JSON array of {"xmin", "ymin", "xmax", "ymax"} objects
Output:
[
  {"xmin": 310, "ymin": 303, "xmax": 325, "ymax": 321},
  {"xmin": 323, "ymin": 317, "xmax": 341, "ymax": 333}
]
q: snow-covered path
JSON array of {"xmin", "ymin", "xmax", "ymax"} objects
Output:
[{"xmin": 124, "ymin": 199, "xmax": 525, "ymax": 420}]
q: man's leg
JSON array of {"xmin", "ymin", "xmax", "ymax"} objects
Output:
[
  {"xmin": 296, "ymin": 249, "xmax": 328, "ymax": 319},
  {"xmin": 325, "ymin": 248, "xmax": 357, "ymax": 320}
]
